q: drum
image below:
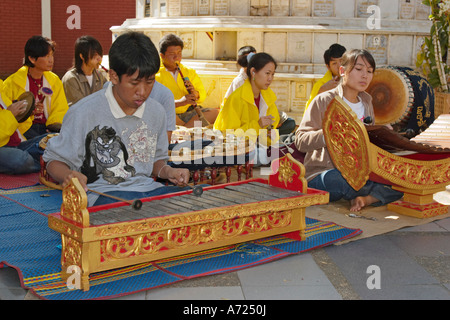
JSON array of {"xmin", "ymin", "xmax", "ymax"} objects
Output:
[
  {"xmin": 366, "ymin": 66, "xmax": 435, "ymax": 135},
  {"xmin": 15, "ymin": 92, "xmax": 35, "ymax": 123}
]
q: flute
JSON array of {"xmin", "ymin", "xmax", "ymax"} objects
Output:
[{"xmin": 176, "ymin": 62, "xmax": 210, "ymax": 126}]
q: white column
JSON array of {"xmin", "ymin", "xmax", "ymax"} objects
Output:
[{"xmin": 41, "ymin": 0, "xmax": 52, "ymax": 38}]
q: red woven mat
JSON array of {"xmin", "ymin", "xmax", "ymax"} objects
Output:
[{"xmin": 0, "ymin": 173, "xmax": 40, "ymax": 190}]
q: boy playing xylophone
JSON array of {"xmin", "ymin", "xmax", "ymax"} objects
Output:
[{"xmin": 43, "ymin": 32, "xmax": 190, "ymax": 207}]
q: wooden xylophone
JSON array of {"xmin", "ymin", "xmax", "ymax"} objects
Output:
[
  {"xmin": 48, "ymin": 153, "xmax": 329, "ymax": 291},
  {"xmin": 411, "ymin": 114, "xmax": 450, "ymax": 150},
  {"xmin": 323, "ymin": 96, "xmax": 450, "ymax": 218}
]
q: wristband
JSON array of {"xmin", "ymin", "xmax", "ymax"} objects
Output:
[{"xmin": 157, "ymin": 164, "xmax": 170, "ymax": 179}]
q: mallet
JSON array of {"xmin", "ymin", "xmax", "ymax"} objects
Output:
[
  {"xmin": 88, "ymin": 189, "xmax": 143, "ymax": 210},
  {"xmin": 187, "ymin": 185, "xmax": 203, "ymax": 197}
]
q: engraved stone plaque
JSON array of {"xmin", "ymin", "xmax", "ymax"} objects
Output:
[
  {"xmin": 290, "ymin": 81, "xmax": 309, "ymax": 114},
  {"xmin": 167, "ymin": 0, "xmax": 181, "ymax": 16},
  {"xmin": 270, "ymin": 0, "xmax": 290, "ymax": 16},
  {"xmin": 214, "ymin": 0, "xmax": 229, "ymax": 15},
  {"xmin": 313, "ymin": 0, "xmax": 334, "ymax": 17},
  {"xmin": 415, "ymin": 0, "xmax": 431, "ymax": 20},
  {"xmin": 292, "ymin": 0, "xmax": 312, "ymax": 16},
  {"xmin": 365, "ymin": 34, "xmax": 388, "ymax": 65},
  {"xmin": 399, "ymin": 0, "xmax": 415, "ymax": 20},
  {"xmin": 181, "ymin": 0, "xmax": 195, "ymax": 16},
  {"xmin": 180, "ymin": 32, "xmax": 195, "ymax": 58},
  {"xmin": 287, "ymin": 33, "xmax": 312, "ymax": 63},
  {"xmin": 198, "ymin": 0, "xmax": 210, "ymax": 15},
  {"xmin": 356, "ymin": 0, "xmax": 379, "ymax": 18}
]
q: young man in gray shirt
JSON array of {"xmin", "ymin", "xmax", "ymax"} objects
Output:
[{"xmin": 43, "ymin": 32, "xmax": 189, "ymax": 207}]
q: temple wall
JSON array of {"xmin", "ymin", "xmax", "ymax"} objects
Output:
[{"xmin": 111, "ymin": 0, "xmax": 432, "ymax": 122}]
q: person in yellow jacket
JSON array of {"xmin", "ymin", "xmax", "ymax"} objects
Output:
[
  {"xmin": 156, "ymin": 33, "xmax": 218, "ymax": 127},
  {"xmin": 0, "ymin": 90, "xmax": 48, "ymax": 174},
  {"xmin": 305, "ymin": 43, "xmax": 346, "ymax": 110},
  {"xmin": 2, "ymin": 36, "xmax": 68, "ymax": 140},
  {"xmin": 214, "ymin": 52, "xmax": 280, "ymax": 165}
]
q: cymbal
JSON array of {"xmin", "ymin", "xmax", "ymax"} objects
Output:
[{"xmin": 15, "ymin": 91, "xmax": 35, "ymax": 123}]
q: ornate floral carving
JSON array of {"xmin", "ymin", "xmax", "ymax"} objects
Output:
[
  {"xmin": 61, "ymin": 234, "xmax": 82, "ymax": 267},
  {"xmin": 375, "ymin": 148, "xmax": 450, "ymax": 189},
  {"xmin": 100, "ymin": 210, "xmax": 292, "ymax": 262},
  {"xmin": 323, "ymin": 97, "xmax": 371, "ymax": 190},
  {"xmin": 277, "ymin": 157, "xmax": 297, "ymax": 187}
]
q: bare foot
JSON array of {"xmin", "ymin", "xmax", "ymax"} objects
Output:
[{"xmin": 349, "ymin": 195, "xmax": 379, "ymax": 212}]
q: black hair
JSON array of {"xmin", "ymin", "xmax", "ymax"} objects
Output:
[
  {"xmin": 159, "ymin": 33, "xmax": 184, "ymax": 54},
  {"xmin": 108, "ymin": 32, "xmax": 160, "ymax": 80},
  {"xmin": 237, "ymin": 46, "xmax": 256, "ymax": 68},
  {"xmin": 246, "ymin": 52, "xmax": 277, "ymax": 79},
  {"xmin": 74, "ymin": 35, "xmax": 103, "ymax": 74},
  {"xmin": 341, "ymin": 49, "xmax": 376, "ymax": 73},
  {"xmin": 24, "ymin": 35, "xmax": 56, "ymax": 67},
  {"xmin": 323, "ymin": 43, "xmax": 346, "ymax": 66}
]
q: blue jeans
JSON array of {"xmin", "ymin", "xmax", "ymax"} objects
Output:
[
  {"xmin": 0, "ymin": 134, "xmax": 48, "ymax": 174},
  {"xmin": 93, "ymin": 185, "xmax": 196, "ymax": 206},
  {"xmin": 309, "ymin": 169, "xmax": 403, "ymax": 206}
]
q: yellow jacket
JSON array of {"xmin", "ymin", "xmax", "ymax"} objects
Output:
[
  {"xmin": 2, "ymin": 66, "xmax": 69, "ymax": 126},
  {"xmin": 0, "ymin": 94, "xmax": 31, "ymax": 147},
  {"xmin": 305, "ymin": 70, "xmax": 332, "ymax": 110},
  {"xmin": 214, "ymin": 79, "xmax": 280, "ymax": 145},
  {"xmin": 155, "ymin": 62, "xmax": 206, "ymax": 114}
]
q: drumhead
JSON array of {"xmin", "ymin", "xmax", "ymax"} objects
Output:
[
  {"xmin": 15, "ymin": 91, "xmax": 35, "ymax": 123},
  {"xmin": 366, "ymin": 66, "xmax": 414, "ymax": 126}
]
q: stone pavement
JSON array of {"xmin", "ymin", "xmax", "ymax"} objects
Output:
[{"xmin": 1, "ymin": 215, "xmax": 449, "ymax": 301}]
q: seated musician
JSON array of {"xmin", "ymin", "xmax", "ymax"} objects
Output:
[
  {"xmin": 62, "ymin": 35, "xmax": 108, "ymax": 107},
  {"xmin": 0, "ymin": 90, "xmax": 48, "ymax": 174},
  {"xmin": 295, "ymin": 49, "xmax": 403, "ymax": 212},
  {"xmin": 156, "ymin": 33, "xmax": 219, "ymax": 127},
  {"xmin": 305, "ymin": 43, "xmax": 346, "ymax": 110},
  {"xmin": 43, "ymin": 32, "xmax": 190, "ymax": 207},
  {"xmin": 214, "ymin": 52, "xmax": 280, "ymax": 166},
  {"xmin": 2, "ymin": 36, "xmax": 69, "ymax": 139},
  {"xmin": 222, "ymin": 47, "xmax": 296, "ymax": 136}
]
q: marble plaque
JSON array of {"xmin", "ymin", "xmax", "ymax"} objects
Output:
[
  {"xmin": 292, "ymin": 0, "xmax": 311, "ymax": 16},
  {"xmin": 287, "ymin": 33, "xmax": 312, "ymax": 63},
  {"xmin": 290, "ymin": 81, "xmax": 309, "ymax": 114},
  {"xmin": 250, "ymin": 0, "xmax": 269, "ymax": 16},
  {"xmin": 270, "ymin": 0, "xmax": 290, "ymax": 16},
  {"xmin": 198, "ymin": 0, "xmax": 210, "ymax": 15},
  {"xmin": 415, "ymin": 0, "xmax": 430, "ymax": 20},
  {"xmin": 356, "ymin": 0, "xmax": 379, "ymax": 18},
  {"xmin": 181, "ymin": 0, "xmax": 195, "ymax": 16},
  {"xmin": 180, "ymin": 32, "xmax": 195, "ymax": 58},
  {"xmin": 399, "ymin": 0, "xmax": 415, "ymax": 20},
  {"xmin": 312, "ymin": 0, "xmax": 334, "ymax": 17},
  {"xmin": 365, "ymin": 34, "xmax": 388, "ymax": 65},
  {"xmin": 167, "ymin": 0, "xmax": 181, "ymax": 16},
  {"xmin": 214, "ymin": 0, "xmax": 229, "ymax": 15}
]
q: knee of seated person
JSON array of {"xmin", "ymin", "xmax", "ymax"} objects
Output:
[{"xmin": 10, "ymin": 156, "xmax": 40, "ymax": 174}]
